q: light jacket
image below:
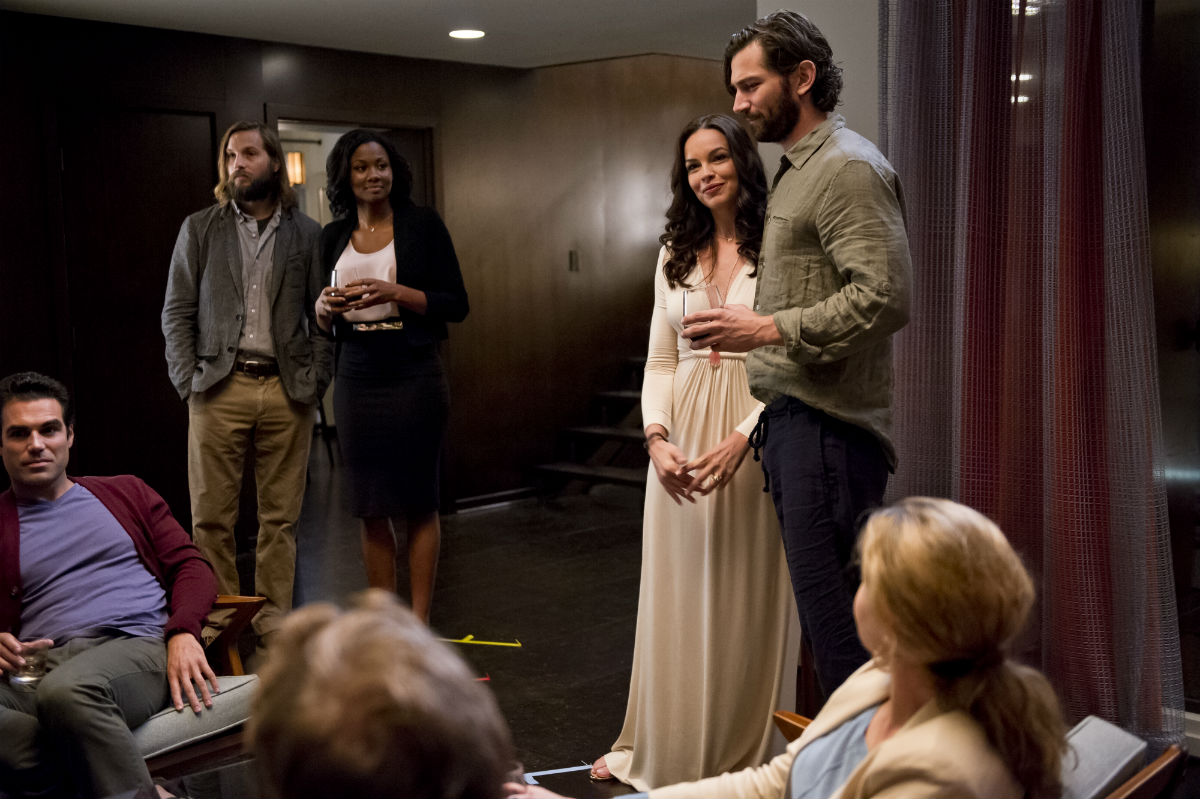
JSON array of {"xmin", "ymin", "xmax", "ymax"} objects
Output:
[{"xmin": 650, "ymin": 663, "xmax": 1022, "ymax": 799}]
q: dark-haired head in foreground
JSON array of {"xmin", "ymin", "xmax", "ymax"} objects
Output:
[{"xmin": 250, "ymin": 590, "xmax": 515, "ymax": 799}]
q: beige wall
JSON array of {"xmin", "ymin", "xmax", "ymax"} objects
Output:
[{"xmin": 791, "ymin": 0, "xmax": 880, "ymax": 143}]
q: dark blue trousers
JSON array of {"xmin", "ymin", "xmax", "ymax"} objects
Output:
[{"xmin": 758, "ymin": 396, "xmax": 889, "ymax": 697}]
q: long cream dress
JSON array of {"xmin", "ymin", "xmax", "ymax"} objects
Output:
[{"xmin": 604, "ymin": 246, "xmax": 799, "ymax": 791}]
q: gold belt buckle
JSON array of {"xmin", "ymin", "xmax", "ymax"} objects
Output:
[{"xmin": 351, "ymin": 320, "xmax": 405, "ymax": 332}]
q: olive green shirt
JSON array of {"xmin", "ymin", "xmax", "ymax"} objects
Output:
[{"xmin": 748, "ymin": 114, "xmax": 912, "ymax": 468}]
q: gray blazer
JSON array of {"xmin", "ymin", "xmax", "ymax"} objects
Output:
[{"xmin": 161, "ymin": 202, "xmax": 333, "ymax": 405}]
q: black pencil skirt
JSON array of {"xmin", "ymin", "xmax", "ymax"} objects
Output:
[{"xmin": 334, "ymin": 341, "xmax": 448, "ymax": 517}]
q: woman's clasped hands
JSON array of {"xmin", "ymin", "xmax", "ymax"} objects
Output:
[
  {"xmin": 647, "ymin": 428, "xmax": 751, "ymax": 504},
  {"xmin": 317, "ymin": 278, "xmax": 412, "ymax": 331},
  {"xmin": 646, "ymin": 433, "xmax": 694, "ymax": 505},
  {"xmin": 321, "ymin": 278, "xmax": 398, "ymax": 313}
]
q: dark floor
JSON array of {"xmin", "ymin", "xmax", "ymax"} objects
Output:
[
  {"xmin": 234, "ymin": 437, "xmax": 1200, "ymax": 799},
  {"xmin": 260, "ymin": 436, "xmax": 645, "ymax": 797}
]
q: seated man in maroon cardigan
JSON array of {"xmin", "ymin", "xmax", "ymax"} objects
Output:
[{"xmin": 0, "ymin": 371, "xmax": 218, "ymax": 799}]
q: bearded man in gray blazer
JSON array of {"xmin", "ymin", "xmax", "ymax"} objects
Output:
[{"xmin": 162, "ymin": 121, "xmax": 332, "ymax": 658}]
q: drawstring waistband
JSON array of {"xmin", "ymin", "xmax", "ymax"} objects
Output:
[{"xmin": 748, "ymin": 410, "xmax": 770, "ymax": 494}]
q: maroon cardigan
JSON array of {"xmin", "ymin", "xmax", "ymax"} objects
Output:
[{"xmin": 0, "ymin": 475, "xmax": 216, "ymax": 641}]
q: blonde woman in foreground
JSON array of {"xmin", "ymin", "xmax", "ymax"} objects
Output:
[{"xmin": 510, "ymin": 497, "xmax": 1067, "ymax": 799}]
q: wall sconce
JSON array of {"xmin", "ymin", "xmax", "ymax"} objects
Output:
[{"xmin": 286, "ymin": 151, "xmax": 306, "ymax": 185}]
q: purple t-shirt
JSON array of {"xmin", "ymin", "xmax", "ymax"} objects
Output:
[{"xmin": 18, "ymin": 483, "xmax": 167, "ymax": 642}]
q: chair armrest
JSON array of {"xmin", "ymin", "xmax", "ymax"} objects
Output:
[
  {"xmin": 1107, "ymin": 744, "xmax": 1185, "ymax": 799},
  {"xmin": 205, "ymin": 595, "xmax": 266, "ymax": 676},
  {"xmin": 773, "ymin": 710, "xmax": 813, "ymax": 743}
]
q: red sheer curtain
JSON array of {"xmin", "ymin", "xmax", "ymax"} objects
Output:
[{"xmin": 880, "ymin": 0, "xmax": 1182, "ymax": 748}]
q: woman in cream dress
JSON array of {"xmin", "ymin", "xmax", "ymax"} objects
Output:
[{"xmin": 592, "ymin": 114, "xmax": 798, "ymax": 790}]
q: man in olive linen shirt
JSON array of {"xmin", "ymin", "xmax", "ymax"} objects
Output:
[{"xmin": 683, "ymin": 11, "xmax": 912, "ymax": 698}]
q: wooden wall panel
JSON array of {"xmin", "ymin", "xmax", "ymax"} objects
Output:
[
  {"xmin": 1146, "ymin": 0, "xmax": 1200, "ymax": 704},
  {"xmin": 0, "ymin": 21, "xmax": 65, "ymax": 384},
  {"xmin": 57, "ymin": 109, "xmax": 216, "ymax": 518},
  {"xmin": 260, "ymin": 43, "xmax": 445, "ymax": 125},
  {"xmin": 439, "ymin": 55, "xmax": 733, "ymax": 496},
  {"xmin": 0, "ymin": 10, "xmax": 733, "ymax": 504},
  {"xmin": 1147, "ymin": 0, "xmax": 1200, "ymax": 464}
]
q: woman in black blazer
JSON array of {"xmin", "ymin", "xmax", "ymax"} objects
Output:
[{"xmin": 315, "ymin": 129, "xmax": 468, "ymax": 623}]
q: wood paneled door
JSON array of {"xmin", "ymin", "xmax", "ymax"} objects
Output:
[{"xmin": 57, "ymin": 107, "xmax": 216, "ymax": 522}]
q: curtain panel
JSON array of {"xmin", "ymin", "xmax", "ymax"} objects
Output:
[{"xmin": 879, "ymin": 0, "xmax": 1182, "ymax": 748}]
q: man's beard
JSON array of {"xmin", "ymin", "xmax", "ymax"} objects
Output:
[
  {"xmin": 747, "ymin": 93, "xmax": 800, "ymax": 144},
  {"xmin": 233, "ymin": 174, "xmax": 277, "ymax": 203}
]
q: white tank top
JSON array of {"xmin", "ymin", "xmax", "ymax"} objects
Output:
[{"xmin": 333, "ymin": 240, "xmax": 399, "ymax": 322}]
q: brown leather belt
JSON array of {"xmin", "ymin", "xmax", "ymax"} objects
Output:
[{"xmin": 234, "ymin": 359, "xmax": 279, "ymax": 377}]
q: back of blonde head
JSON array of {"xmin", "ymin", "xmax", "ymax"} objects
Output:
[
  {"xmin": 860, "ymin": 497, "xmax": 1066, "ymax": 798},
  {"xmin": 249, "ymin": 590, "xmax": 514, "ymax": 799}
]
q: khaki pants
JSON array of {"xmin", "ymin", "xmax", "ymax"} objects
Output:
[{"xmin": 188, "ymin": 373, "xmax": 312, "ymax": 640}]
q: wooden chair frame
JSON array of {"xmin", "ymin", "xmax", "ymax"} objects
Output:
[
  {"xmin": 773, "ymin": 709, "xmax": 812, "ymax": 743},
  {"xmin": 203, "ymin": 595, "xmax": 266, "ymax": 676},
  {"xmin": 1106, "ymin": 744, "xmax": 1185, "ymax": 799}
]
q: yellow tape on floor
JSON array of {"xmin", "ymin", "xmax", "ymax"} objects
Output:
[{"xmin": 440, "ymin": 634, "xmax": 523, "ymax": 648}]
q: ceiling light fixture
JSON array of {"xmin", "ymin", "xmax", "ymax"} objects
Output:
[
  {"xmin": 1011, "ymin": 1, "xmax": 1042, "ymax": 15},
  {"xmin": 449, "ymin": 29, "xmax": 485, "ymax": 39}
]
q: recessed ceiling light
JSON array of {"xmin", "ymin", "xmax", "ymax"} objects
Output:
[{"xmin": 449, "ymin": 29, "xmax": 485, "ymax": 39}]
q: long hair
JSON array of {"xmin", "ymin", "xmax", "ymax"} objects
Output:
[
  {"xmin": 660, "ymin": 114, "xmax": 766, "ymax": 289},
  {"xmin": 858, "ymin": 498, "xmax": 1067, "ymax": 798},
  {"xmin": 213, "ymin": 121, "xmax": 297, "ymax": 209},
  {"xmin": 723, "ymin": 10, "xmax": 843, "ymax": 113},
  {"xmin": 249, "ymin": 590, "xmax": 514, "ymax": 799},
  {"xmin": 325, "ymin": 129, "xmax": 414, "ymax": 220}
]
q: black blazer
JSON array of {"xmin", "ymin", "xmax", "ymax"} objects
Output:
[{"xmin": 320, "ymin": 201, "xmax": 469, "ymax": 347}]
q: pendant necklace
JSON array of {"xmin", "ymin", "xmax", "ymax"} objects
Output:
[
  {"xmin": 706, "ymin": 243, "xmax": 741, "ymax": 367},
  {"xmin": 360, "ymin": 214, "xmax": 392, "ymax": 234}
]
